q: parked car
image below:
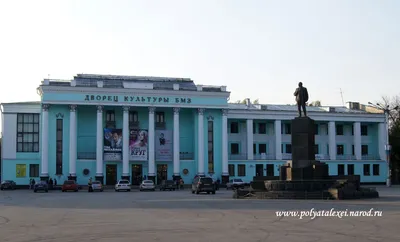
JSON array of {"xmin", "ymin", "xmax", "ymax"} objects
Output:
[
  {"xmin": 191, "ymin": 177, "xmax": 215, "ymax": 194},
  {"xmin": 159, "ymin": 180, "xmax": 175, "ymax": 191},
  {"xmin": 34, "ymin": 181, "xmax": 49, "ymax": 192},
  {"xmin": 140, "ymin": 180, "xmax": 155, "ymax": 191},
  {"xmin": 91, "ymin": 181, "xmax": 103, "ymax": 192},
  {"xmin": 115, "ymin": 180, "xmax": 131, "ymax": 192},
  {"xmin": 0, "ymin": 180, "xmax": 16, "ymax": 190},
  {"xmin": 226, "ymin": 179, "xmax": 246, "ymax": 190},
  {"xmin": 62, "ymin": 180, "xmax": 79, "ymax": 192}
]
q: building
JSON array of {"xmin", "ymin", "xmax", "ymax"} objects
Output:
[{"xmin": 0, "ymin": 74, "xmax": 387, "ymax": 186}]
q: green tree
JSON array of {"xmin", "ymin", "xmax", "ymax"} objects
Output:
[
  {"xmin": 253, "ymin": 99, "xmax": 259, "ymax": 104},
  {"xmin": 308, "ymin": 100, "xmax": 322, "ymax": 107}
]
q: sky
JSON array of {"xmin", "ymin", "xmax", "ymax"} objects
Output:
[{"xmin": 0, "ymin": 0, "xmax": 399, "ymax": 111}]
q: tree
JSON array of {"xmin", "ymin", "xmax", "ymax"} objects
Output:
[
  {"xmin": 308, "ymin": 100, "xmax": 322, "ymax": 107},
  {"xmin": 253, "ymin": 99, "xmax": 259, "ymax": 104},
  {"xmin": 233, "ymin": 99, "xmax": 259, "ymax": 104}
]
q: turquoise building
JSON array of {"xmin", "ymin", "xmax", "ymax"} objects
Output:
[{"xmin": 0, "ymin": 74, "xmax": 387, "ymax": 185}]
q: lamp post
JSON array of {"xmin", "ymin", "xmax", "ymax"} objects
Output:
[{"xmin": 368, "ymin": 102, "xmax": 399, "ymax": 187}]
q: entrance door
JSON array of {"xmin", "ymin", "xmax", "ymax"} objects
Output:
[
  {"xmin": 131, "ymin": 164, "xmax": 143, "ymax": 185},
  {"xmin": 255, "ymin": 164, "xmax": 264, "ymax": 177},
  {"xmin": 106, "ymin": 164, "xmax": 117, "ymax": 185},
  {"xmin": 156, "ymin": 164, "xmax": 168, "ymax": 185}
]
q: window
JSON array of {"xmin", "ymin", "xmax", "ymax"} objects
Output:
[
  {"xmin": 347, "ymin": 164, "xmax": 354, "ymax": 175},
  {"xmin": 258, "ymin": 123, "xmax": 266, "ymax": 134},
  {"xmin": 373, "ymin": 164, "xmax": 380, "ymax": 176},
  {"xmin": 351, "ymin": 125, "xmax": 354, "ymax": 135},
  {"xmin": 338, "ymin": 164, "xmax": 345, "ymax": 175},
  {"xmin": 156, "ymin": 112, "xmax": 165, "ymax": 123},
  {"xmin": 106, "ymin": 110, "xmax": 115, "ymax": 122},
  {"xmin": 266, "ymin": 164, "xmax": 274, "ymax": 176},
  {"xmin": 363, "ymin": 164, "xmax": 370, "ymax": 176},
  {"xmin": 361, "ymin": 145, "xmax": 368, "ymax": 155},
  {"xmin": 253, "ymin": 143, "xmax": 256, "ymax": 154},
  {"xmin": 352, "ymin": 145, "xmax": 355, "ymax": 155},
  {"xmin": 16, "ymin": 113, "xmax": 40, "ymax": 152},
  {"xmin": 208, "ymin": 121, "xmax": 214, "ymax": 173},
  {"xmin": 56, "ymin": 119, "xmax": 63, "ymax": 175},
  {"xmin": 253, "ymin": 124, "xmax": 256, "ymax": 134},
  {"xmin": 285, "ymin": 144, "xmax": 292, "ymax": 153},
  {"xmin": 29, "ymin": 164, "xmax": 39, "ymax": 177},
  {"xmin": 228, "ymin": 164, "xmax": 235, "ymax": 176},
  {"xmin": 314, "ymin": 144, "xmax": 319, "ymax": 154},
  {"xmin": 259, "ymin": 144, "xmax": 267, "ymax": 154},
  {"xmin": 230, "ymin": 122, "xmax": 239, "ymax": 133},
  {"xmin": 238, "ymin": 164, "xmax": 246, "ymax": 176},
  {"xmin": 327, "ymin": 144, "xmax": 329, "ymax": 155},
  {"xmin": 361, "ymin": 125, "xmax": 368, "ymax": 136},
  {"xmin": 336, "ymin": 145, "xmax": 344, "ymax": 155},
  {"xmin": 282, "ymin": 123, "xmax": 291, "ymax": 134},
  {"xmin": 129, "ymin": 111, "xmax": 138, "ymax": 122},
  {"xmin": 230, "ymin": 143, "xmax": 239, "ymax": 154},
  {"xmin": 336, "ymin": 125, "xmax": 344, "ymax": 135},
  {"xmin": 315, "ymin": 124, "xmax": 319, "ymax": 135}
]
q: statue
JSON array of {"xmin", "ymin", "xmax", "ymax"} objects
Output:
[{"xmin": 293, "ymin": 82, "xmax": 309, "ymax": 117}]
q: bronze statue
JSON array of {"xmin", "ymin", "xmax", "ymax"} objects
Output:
[{"xmin": 294, "ymin": 82, "xmax": 309, "ymax": 117}]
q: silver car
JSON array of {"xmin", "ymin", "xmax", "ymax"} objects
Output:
[
  {"xmin": 115, "ymin": 180, "xmax": 131, "ymax": 192},
  {"xmin": 140, "ymin": 180, "xmax": 155, "ymax": 191},
  {"xmin": 91, "ymin": 181, "xmax": 103, "ymax": 192}
]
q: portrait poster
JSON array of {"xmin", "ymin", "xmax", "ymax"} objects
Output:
[
  {"xmin": 16, "ymin": 164, "xmax": 26, "ymax": 177},
  {"xmin": 129, "ymin": 129, "xmax": 148, "ymax": 161},
  {"xmin": 103, "ymin": 128, "xmax": 122, "ymax": 160},
  {"xmin": 155, "ymin": 130, "xmax": 173, "ymax": 161}
]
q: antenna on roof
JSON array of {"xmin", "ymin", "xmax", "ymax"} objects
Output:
[{"xmin": 340, "ymin": 88, "xmax": 345, "ymax": 106}]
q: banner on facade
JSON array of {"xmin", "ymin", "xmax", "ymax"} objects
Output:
[
  {"xmin": 104, "ymin": 128, "xmax": 122, "ymax": 160},
  {"xmin": 129, "ymin": 129, "xmax": 148, "ymax": 161},
  {"xmin": 155, "ymin": 130, "xmax": 173, "ymax": 161},
  {"xmin": 16, "ymin": 164, "xmax": 26, "ymax": 177}
]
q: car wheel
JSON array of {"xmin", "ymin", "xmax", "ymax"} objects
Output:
[
  {"xmin": 152, "ymin": 189, "xmax": 155, "ymax": 191},
  {"xmin": 173, "ymin": 189, "xmax": 175, "ymax": 191},
  {"xmin": 191, "ymin": 190, "xmax": 194, "ymax": 194},
  {"xmin": 212, "ymin": 191, "xmax": 216, "ymax": 194},
  {"xmin": 100, "ymin": 189, "xmax": 103, "ymax": 192},
  {"xmin": 196, "ymin": 190, "xmax": 200, "ymax": 194},
  {"xmin": 45, "ymin": 190, "xmax": 48, "ymax": 193},
  {"xmin": 34, "ymin": 190, "xmax": 37, "ymax": 193},
  {"xmin": 127, "ymin": 190, "xmax": 130, "ymax": 192},
  {"xmin": 140, "ymin": 189, "xmax": 142, "ymax": 191},
  {"xmin": 207, "ymin": 192, "xmax": 210, "ymax": 194},
  {"xmin": 75, "ymin": 190, "xmax": 78, "ymax": 192}
]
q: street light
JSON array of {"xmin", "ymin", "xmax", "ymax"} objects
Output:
[{"xmin": 368, "ymin": 102, "xmax": 399, "ymax": 187}]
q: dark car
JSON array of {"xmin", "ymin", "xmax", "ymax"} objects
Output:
[
  {"xmin": 191, "ymin": 177, "xmax": 216, "ymax": 194},
  {"xmin": 62, "ymin": 180, "xmax": 79, "ymax": 192},
  {"xmin": 160, "ymin": 180, "xmax": 175, "ymax": 191},
  {"xmin": 34, "ymin": 181, "xmax": 48, "ymax": 193},
  {"xmin": 1, "ymin": 180, "xmax": 16, "ymax": 190}
]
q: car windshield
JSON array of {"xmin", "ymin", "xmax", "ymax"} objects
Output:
[
  {"xmin": 64, "ymin": 181, "xmax": 75, "ymax": 184},
  {"xmin": 92, "ymin": 181, "xmax": 100, "ymax": 184},
  {"xmin": 39, "ymin": 181, "xmax": 47, "ymax": 185},
  {"xmin": 144, "ymin": 180, "xmax": 153, "ymax": 184},
  {"xmin": 234, "ymin": 179, "xmax": 243, "ymax": 182},
  {"xmin": 119, "ymin": 180, "xmax": 129, "ymax": 184},
  {"xmin": 201, "ymin": 178, "xmax": 213, "ymax": 184},
  {"xmin": 166, "ymin": 180, "xmax": 174, "ymax": 184}
]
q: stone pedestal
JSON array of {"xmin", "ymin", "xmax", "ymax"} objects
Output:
[
  {"xmin": 95, "ymin": 176, "xmax": 104, "ymax": 184},
  {"xmin": 291, "ymin": 117, "xmax": 316, "ymax": 168}
]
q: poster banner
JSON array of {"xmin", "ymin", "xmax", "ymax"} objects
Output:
[
  {"xmin": 129, "ymin": 129, "xmax": 148, "ymax": 161},
  {"xmin": 155, "ymin": 130, "xmax": 173, "ymax": 161},
  {"xmin": 16, "ymin": 164, "xmax": 26, "ymax": 177},
  {"xmin": 104, "ymin": 128, "xmax": 122, "ymax": 160}
]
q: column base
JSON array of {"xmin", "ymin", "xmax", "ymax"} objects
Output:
[
  {"xmin": 95, "ymin": 175, "xmax": 104, "ymax": 184},
  {"xmin": 121, "ymin": 175, "xmax": 130, "ymax": 181},
  {"xmin": 147, "ymin": 175, "xmax": 156, "ymax": 183},
  {"xmin": 40, "ymin": 175, "xmax": 49, "ymax": 181},
  {"xmin": 221, "ymin": 175, "xmax": 229, "ymax": 184}
]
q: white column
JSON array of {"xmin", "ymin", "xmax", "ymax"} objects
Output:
[
  {"xmin": 148, "ymin": 107, "xmax": 156, "ymax": 177},
  {"xmin": 69, "ymin": 105, "xmax": 77, "ymax": 176},
  {"xmin": 122, "ymin": 106, "xmax": 129, "ymax": 177},
  {"xmin": 222, "ymin": 109, "xmax": 229, "ymax": 175},
  {"xmin": 328, "ymin": 121, "xmax": 336, "ymax": 160},
  {"xmin": 274, "ymin": 120, "xmax": 282, "ymax": 160},
  {"xmin": 173, "ymin": 108, "xmax": 180, "ymax": 176},
  {"xmin": 378, "ymin": 122, "xmax": 386, "ymax": 160},
  {"xmin": 247, "ymin": 119, "xmax": 254, "ymax": 160},
  {"xmin": 197, "ymin": 108, "xmax": 205, "ymax": 175},
  {"xmin": 96, "ymin": 105, "xmax": 104, "ymax": 176},
  {"xmin": 354, "ymin": 122, "xmax": 362, "ymax": 160},
  {"xmin": 41, "ymin": 104, "xmax": 50, "ymax": 177}
]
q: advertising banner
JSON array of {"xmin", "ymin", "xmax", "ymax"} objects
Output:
[
  {"xmin": 155, "ymin": 130, "xmax": 173, "ymax": 161},
  {"xmin": 16, "ymin": 164, "xmax": 26, "ymax": 177},
  {"xmin": 129, "ymin": 129, "xmax": 148, "ymax": 161},
  {"xmin": 104, "ymin": 128, "xmax": 122, "ymax": 160}
]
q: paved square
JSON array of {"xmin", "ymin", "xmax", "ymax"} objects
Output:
[{"xmin": 0, "ymin": 186, "xmax": 399, "ymax": 242}]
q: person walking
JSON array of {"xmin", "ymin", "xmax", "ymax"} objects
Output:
[{"xmin": 88, "ymin": 177, "xmax": 93, "ymax": 192}]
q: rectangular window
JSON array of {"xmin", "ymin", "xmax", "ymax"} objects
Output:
[
  {"xmin": 156, "ymin": 112, "xmax": 165, "ymax": 123},
  {"xmin": 56, "ymin": 119, "xmax": 63, "ymax": 175},
  {"xmin": 208, "ymin": 121, "xmax": 214, "ymax": 173},
  {"xmin": 327, "ymin": 144, "xmax": 329, "ymax": 155},
  {"xmin": 373, "ymin": 164, "xmax": 379, "ymax": 176},
  {"xmin": 266, "ymin": 164, "xmax": 274, "ymax": 176},
  {"xmin": 347, "ymin": 164, "xmax": 354, "ymax": 175},
  {"xmin": 336, "ymin": 125, "xmax": 344, "ymax": 135},
  {"xmin": 259, "ymin": 144, "xmax": 267, "ymax": 154},
  {"xmin": 315, "ymin": 124, "xmax": 319, "ymax": 135},
  {"xmin": 253, "ymin": 143, "xmax": 256, "ymax": 154},
  {"xmin": 338, "ymin": 164, "xmax": 345, "ymax": 175},
  {"xmin": 285, "ymin": 144, "xmax": 292, "ymax": 153},
  {"xmin": 363, "ymin": 164, "xmax": 370, "ymax": 176},
  {"xmin": 351, "ymin": 125, "xmax": 354, "ymax": 135},
  {"xmin": 129, "ymin": 111, "xmax": 138, "ymax": 122},
  {"xmin": 258, "ymin": 123, "xmax": 266, "ymax": 134},
  {"xmin": 314, "ymin": 144, "xmax": 319, "ymax": 154},
  {"xmin": 253, "ymin": 123, "xmax": 256, "ymax": 134},
  {"xmin": 361, "ymin": 145, "xmax": 368, "ymax": 155},
  {"xmin": 352, "ymin": 145, "xmax": 355, "ymax": 155},
  {"xmin": 238, "ymin": 164, "xmax": 246, "ymax": 176},
  {"xmin": 230, "ymin": 122, "xmax": 239, "ymax": 133},
  {"xmin": 336, "ymin": 145, "xmax": 344, "ymax": 155},
  {"xmin": 361, "ymin": 125, "xmax": 368, "ymax": 136},
  {"xmin": 228, "ymin": 164, "xmax": 235, "ymax": 176},
  {"xmin": 230, "ymin": 143, "xmax": 239, "ymax": 154},
  {"xmin": 106, "ymin": 110, "xmax": 115, "ymax": 122},
  {"xmin": 16, "ymin": 113, "xmax": 40, "ymax": 152},
  {"xmin": 29, "ymin": 164, "xmax": 39, "ymax": 177},
  {"xmin": 284, "ymin": 123, "xmax": 291, "ymax": 134}
]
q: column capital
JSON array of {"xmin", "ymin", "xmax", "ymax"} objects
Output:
[
  {"xmin": 69, "ymin": 105, "xmax": 77, "ymax": 112},
  {"xmin": 197, "ymin": 108, "xmax": 205, "ymax": 115},
  {"xmin": 42, "ymin": 104, "xmax": 50, "ymax": 111},
  {"xmin": 97, "ymin": 105, "xmax": 103, "ymax": 113},
  {"xmin": 173, "ymin": 107, "xmax": 180, "ymax": 114},
  {"xmin": 123, "ymin": 106, "xmax": 130, "ymax": 112},
  {"xmin": 221, "ymin": 109, "xmax": 228, "ymax": 116},
  {"xmin": 148, "ymin": 107, "xmax": 156, "ymax": 114}
]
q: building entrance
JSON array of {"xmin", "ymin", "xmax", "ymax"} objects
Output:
[
  {"xmin": 106, "ymin": 164, "xmax": 117, "ymax": 185},
  {"xmin": 131, "ymin": 164, "xmax": 143, "ymax": 185},
  {"xmin": 255, "ymin": 164, "xmax": 264, "ymax": 176},
  {"xmin": 156, "ymin": 164, "xmax": 168, "ymax": 185}
]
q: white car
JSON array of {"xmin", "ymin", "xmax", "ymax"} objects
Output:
[
  {"xmin": 226, "ymin": 179, "xmax": 246, "ymax": 189},
  {"xmin": 115, "ymin": 180, "xmax": 131, "ymax": 192},
  {"xmin": 140, "ymin": 180, "xmax": 155, "ymax": 191}
]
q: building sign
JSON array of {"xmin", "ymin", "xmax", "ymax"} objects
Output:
[
  {"xmin": 104, "ymin": 128, "xmax": 122, "ymax": 160},
  {"xmin": 129, "ymin": 129, "xmax": 148, "ymax": 161},
  {"xmin": 16, "ymin": 164, "xmax": 26, "ymax": 177},
  {"xmin": 155, "ymin": 130, "xmax": 173, "ymax": 161},
  {"xmin": 84, "ymin": 95, "xmax": 192, "ymax": 104}
]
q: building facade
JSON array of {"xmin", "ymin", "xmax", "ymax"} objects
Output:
[{"xmin": 0, "ymin": 74, "xmax": 387, "ymax": 185}]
